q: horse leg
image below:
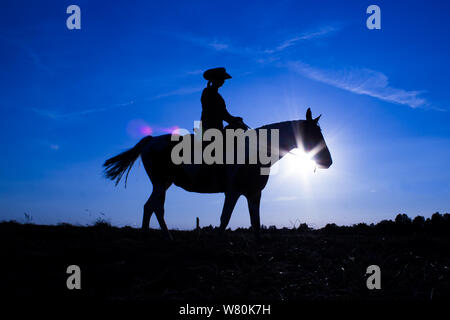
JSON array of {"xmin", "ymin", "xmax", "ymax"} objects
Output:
[
  {"xmin": 153, "ymin": 186, "xmax": 173, "ymax": 240},
  {"xmin": 142, "ymin": 182, "xmax": 165, "ymax": 230},
  {"xmin": 219, "ymin": 192, "xmax": 240, "ymax": 233},
  {"xmin": 142, "ymin": 194, "xmax": 154, "ymax": 230},
  {"xmin": 246, "ymin": 191, "xmax": 262, "ymax": 239},
  {"xmin": 142, "ymin": 183, "xmax": 172, "ymax": 240}
]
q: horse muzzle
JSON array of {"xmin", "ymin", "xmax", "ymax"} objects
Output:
[{"xmin": 315, "ymin": 158, "xmax": 332, "ymax": 169}]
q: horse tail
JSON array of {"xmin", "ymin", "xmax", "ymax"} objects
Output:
[{"xmin": 103, "ymin": 136, "xmax": 153, "ymax": 187}]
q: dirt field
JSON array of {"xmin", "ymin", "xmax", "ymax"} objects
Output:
[{"xmin": 1, "ymin": 221, "xmax": 449, "ymax": 301}]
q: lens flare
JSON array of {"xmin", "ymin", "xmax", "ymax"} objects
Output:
[
  {"xmin": 126, "ymin": 119, "xmax": 153, "ymax": 138},
  {"xmin": 161, "ymin": 125, "xmax": 181, "ymax": 135},
  {"xmin": 283, "ymin": 148, "xmax": 317, "ymax": 174},
  {"xmin": 127, "ymin": 120, "xmax": 183, "ymax": 137},
  {"xmin": 140, "ymin": 126, "xmax": 153, "ymax": 135}
]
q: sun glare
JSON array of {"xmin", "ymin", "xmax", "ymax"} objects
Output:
[{"xmin": 283, "ymin": 148, "xmax": 317, "ymax": 174}]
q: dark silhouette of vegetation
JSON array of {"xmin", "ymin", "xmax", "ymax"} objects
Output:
[
  {"xmin": 93, "ymin": 218, "xmax": 112, "ymax": 228},
  {"xmin": 230, "ymin": 212, "xmax": 449, "ymax": 236},
  {"xmin": 1, "ymin": 211, "xmax": 449, "ymax": 301},
  {"xmin": 3, "ymin": 212, "xmax": 449, "ymax": 235},
  {"xmin": 318, "ymin": 212, "xmax": 450, "ymax": 236}
]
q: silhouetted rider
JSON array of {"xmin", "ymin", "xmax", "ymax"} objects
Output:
[{"xmin": 201, "ymin": 67, "xmax": 248, "ymax": 131}]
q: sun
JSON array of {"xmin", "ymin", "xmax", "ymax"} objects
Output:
[{"xmin": 283, "ymin": 148, "xmax": 317, "ymax": 174}]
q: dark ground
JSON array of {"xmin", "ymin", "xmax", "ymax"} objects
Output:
[{"xmin": 1, "ymin": 221, "xmax": 449, "ymax": 301}]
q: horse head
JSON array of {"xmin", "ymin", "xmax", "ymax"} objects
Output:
[{"xmin": 301, "ymin": 108, "xmax": 332, "ymax": 169}]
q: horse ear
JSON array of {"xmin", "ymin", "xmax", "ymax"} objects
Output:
[
  {"xmin": 306, "ymin": 108, "xmax": 312, "ymax": 121},
  {"xmin": 313, "ymin": 114, "xmax": 321, "ymax": 124}
]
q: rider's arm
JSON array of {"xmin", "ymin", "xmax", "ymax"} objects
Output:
[
  {"xmin": 223, "ymin": 108, "xmax": 237, "ymax": 124},
  {"xmin": 221, "ymin": 98, "xmax": 242, "ymax": 125}
]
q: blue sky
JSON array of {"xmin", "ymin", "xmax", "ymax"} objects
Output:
[{"xmin": 1, "ymin": 0, "xmax": 449, "ymax": 229}]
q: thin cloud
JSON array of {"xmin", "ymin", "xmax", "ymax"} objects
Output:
[
  {"xmin": 289, "ymin": 61, "xmax": 428, "ymax": 109},
  {"xmin": 265, "ymin": 26, "xmax": 340, "ymax": 54},
  {"xmin": 209, "ymin": 41, "xmax": 229, "ymax": 51},
  {"xmin": 0, "ymin": 36, "xmax": 52, "ymax": 73},
  {"xmin": 176, "ymin": 33, "xmax": 239, "ymax": 53},
  {"xmin": 27, "ymin": 85, "xmax": 202, "ymax": 120},
  {"xmin": 174, "ymin": 25, "xmax": 341, "ymax": 56},
  {"xmin": 183, "ymin": 34, "xmax": 259, "ymax": 55},
  {"xmin": 154, "ymin": 86, "xmax": 202, "ymax": 99},
  {"xmin": 27, "ymin": 101, "xmax": 135, "ymax": 120},
  {"xmin": 22, "ymin": 45, "xmax": 51, "ymax": 73},
  {"xmin": 36, "ymin": 140, "xmax": 60, "ymax": 150},
  {"xmin": 185, "ymin": 69, "xmax": 204, "ymax": 75},
  {"xmin": 170, "ymin": 26, "xmax": 436, "ymax": 110}
]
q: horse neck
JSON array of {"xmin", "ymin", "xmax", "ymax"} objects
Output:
[{"xmin": 258, "ymin": 120, "xmax": 304, "ymax": 159}]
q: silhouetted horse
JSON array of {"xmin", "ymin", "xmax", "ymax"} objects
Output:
[{"xmin": 104, "ymin": 108, "xmax": 332, "ymax": 239}]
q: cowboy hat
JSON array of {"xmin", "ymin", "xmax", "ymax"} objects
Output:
[{"xmin": 203, "ymin": 67, "xmax": 232, "ymax": 81}]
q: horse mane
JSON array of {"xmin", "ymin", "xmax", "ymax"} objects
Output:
[{"xmin": 256, "ymin": 119, "xmax": 304, "ymax": 131}]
